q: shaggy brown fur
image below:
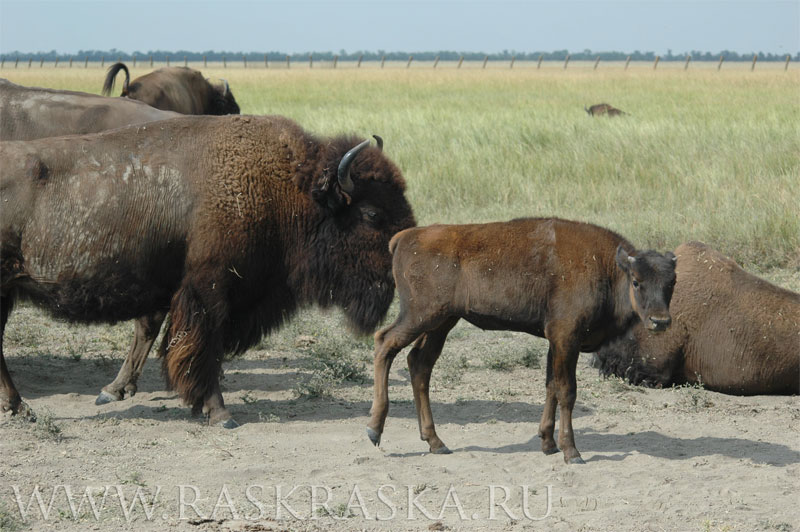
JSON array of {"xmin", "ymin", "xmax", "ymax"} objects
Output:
[
  {"xmin": 366, "ymin": 218, "xmax": 676, "ymax": 464},
  {"xmin": 1, "ymin": 115, "xmax": 415, "ymax": 426},
  {"xmin": 593, "ymin": 242, "xmax": 800, "ymax": 395},
  {"xmin": 102, "ymin": 63, "xmax": 239, "ymax": 115}
]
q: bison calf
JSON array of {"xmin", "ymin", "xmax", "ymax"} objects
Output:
[
  {"xmin": 585, "ymin": 103, "xmax": 626, "ymax": 116},
  {"xmin": 366, "ymin": 218, "xmax": 677, "ymax": 464},
  {"xmin": 593, "ymin": 241, "xmax": 800, "ymax": 395}
]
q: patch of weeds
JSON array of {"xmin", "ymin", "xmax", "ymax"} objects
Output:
[
  {"xmin": 258, "ymin": 412, "xmax": 281, "ymax": 422},
  {"xmin": 241, "ymin": 391, "xmax": 257, "ymax": 405},
  {"xmin": 675, "ymin": 378, "xmax": 713, "ymax": 411},
  {"xmin": 435, "ymin": 355, "xmax": 468, "ymax": 388},
  {"xmin": 66, "ymin": 333, "xmax": 87, "ymax": 362},
  {"xmin": 0, "ymin": 499, "xmax": 22, "ymax": 532},
  {"xmin": 294, "ymin": 336, "xmax": 368, "ymax": 398},
  {"xmin": 24, "ymin": 407, "xmax": 63, "ymax": 443},
  {"xmin": 316, "ymin": 503, "xmax": 354, "ymax": 519},
  {"xmin": 485, "ymin": 352, "xmax": 515, "ymax": 372},
  {"xmin": 521, "ymin": 346, "xmax": 543, "ymax": 369},
  {"xmin": 118, "ymin": 471, "xmax": 146, "ymax": 487}
]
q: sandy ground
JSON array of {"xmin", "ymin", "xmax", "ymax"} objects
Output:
[{"xmin": 1, "ymin": 271, "xmax": 799, "ymax": 531}]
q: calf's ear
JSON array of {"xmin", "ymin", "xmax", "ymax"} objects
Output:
[{"xmin": 615, "ymin": 245, "xmax": 636, "ymax": 273}]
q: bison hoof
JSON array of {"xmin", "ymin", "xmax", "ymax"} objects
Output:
[
  {"xmin": 542, "ymin": 446, "xmax": 560, "ymax": 456},
  {"xmin": 568, "ymin": 456, "xmax": 586, "ymax": 465},
  {"xmin": 95, "ymin": 391, "xmax": 121, "ymax": 405},
  {"xmin": 219, "ymin": 418, "xmax": 240, "ymax": 429},
  {"xmin": 366, "ymin": 427, "xmax": 382, "ymax": 447},
  {"xmin": 431, "ymin": 445, "xmax": 452, "ymax": 455}
]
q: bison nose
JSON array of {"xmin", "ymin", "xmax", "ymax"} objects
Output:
[{"xmin": 648, "ymin": 316, "xmax": 672, "ymax": 331}]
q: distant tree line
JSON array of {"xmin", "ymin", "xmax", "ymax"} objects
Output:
[{"xmin": 2, "ymin": 48, "xmax": 798, "ymax": 62}]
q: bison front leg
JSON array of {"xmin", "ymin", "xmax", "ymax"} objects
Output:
[
  {"xmin": 549, "ymin": 330, "xmax": 584, "ymax": 464},
  {"xmin": 96, "ymin": 311, "xmax": 166, "ymax": 405},
  {"xmin": 0, "ymin": 298, "xmax": 34, "ymax": 420},
  {"xmin": 366, "ymin": 316, "xmax": 421, "ymax": 447},
  {"xmin": 407, "ymin": 318, "xmax": 458, "ymax": 454},
  {"xmin": 537, "ymin": 344, "xmax": 559, "ymax": 456},
  {"xmin": 163, "ymin": 281, "xmax": 237, "ymax": 428}
]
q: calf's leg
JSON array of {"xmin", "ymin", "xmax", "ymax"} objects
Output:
[
  {"xmin": 538, "ymin": 344, "xmax": 559, "ymax": 455},
  {"xmin": 550, "ymin": 329, "xmax": 583, "ymax": 464},
  {"xmin": 407, "ymin": 317, "xmax": 459, "ymax": 454},
  {"xmin": 367, "ymin": 313, "xmax": 428, "ymax": 447},
  {"xmin": 96, "ymin": 311, "xmax": 166, "ymax": 405}
]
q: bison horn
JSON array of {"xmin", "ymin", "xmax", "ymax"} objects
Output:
[
  {"xmin": 221, "ymin": 78, "xmax": 230, "ymax": 97},
  {"xmin": 373, "ymin": 135, "xmax": 383, "ymax": 152},
  {"xmin": 337, "ymin": 138, "xmax": 371, "ymax": 194}
]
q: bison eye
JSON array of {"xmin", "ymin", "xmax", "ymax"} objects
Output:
[
  {"xmin": 360, "ymin": 206, "xmax": 382, "ymax": 224},
  {"xmin": 632, "ymin": 280, "xmax": 640, "ymax": 289}
]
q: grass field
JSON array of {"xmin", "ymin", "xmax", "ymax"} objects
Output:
[{"xmin": 3, "ymin": 65, "xmax": 799, "ymax": 268}]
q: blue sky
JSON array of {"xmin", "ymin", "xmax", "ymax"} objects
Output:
[{"xmin": 1, "ymin": 0, "xmax": 797, "ymax": 55}]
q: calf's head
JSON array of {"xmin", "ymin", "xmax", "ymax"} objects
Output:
[{"xmin": 616, "ymin": 246, "xmax": 677, "ymax": 331}]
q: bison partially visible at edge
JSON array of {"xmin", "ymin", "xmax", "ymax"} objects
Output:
[
  {"xmin": 1, "ymin": 115, "xmax": 415, "ymax": 427},
  {"xmin": 102, "ymin": 62, "xmax": 240, "ymax": 115},
  {"xmin": 592, "ymin": 241, "xmax": 800, "ymax": 395},
  {"xmin": 366, "ymin": 218, "xmax": 677, "ymax": 464}
]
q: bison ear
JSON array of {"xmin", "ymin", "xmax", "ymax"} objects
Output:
[{"xmin": 616, "ymin": 245, "xmax": 635, "ymax": 273}]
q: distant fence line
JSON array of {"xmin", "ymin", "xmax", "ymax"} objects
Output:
[{"xmin": 0, "ymin": 54, "xmax": 794, "ymax": 71}]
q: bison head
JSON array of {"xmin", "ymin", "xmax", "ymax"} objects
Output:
[
  {"xmin": 616, "ymin": 246, "xmax": 677, "ymax": 332},
  {"xmin": 208, "ymin": 78, "xmax": 240, "ymax": 115},
  {"xmin": 307, "ymin": 136, "xmax": 415, "ymax": 335}
]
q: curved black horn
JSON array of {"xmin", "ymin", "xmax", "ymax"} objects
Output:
[
  {"xmin": 373, "ymin": 135, "xmax": 383, "ymax": 152},
  {"xmin": 337, "ymin": 138, "xmax": 371, "ymax": 193}
]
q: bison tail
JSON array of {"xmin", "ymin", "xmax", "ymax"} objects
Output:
[
  {"xmin": 161, "ymin": 283, "xmax": 225, "ymax": 414},
  {"xmin": 102, "ymin": 62, "xmax": 130, "ymax": 97}
]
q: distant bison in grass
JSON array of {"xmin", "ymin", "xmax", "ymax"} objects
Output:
[
  {"xmin": 102, "ymin": 62, "xmax": 239, "ymax": 115},
  {"xmin": 366, "ymin": 217, "xmax": 677, "ymax": 464},
  {"xmin": 585, "ymin": 103, "xmax": 626, "ymax": 116},
  {"xmin": 592, "ymin": 241, "xmax": 800, "ymax": 395}
]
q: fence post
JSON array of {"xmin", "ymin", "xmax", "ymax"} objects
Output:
[
  {"xmin": 433, "ymin": 55, "xmax": 439, "ymax": 68},
  {"xmin": 223, "ymin": 56, "xmax": 226, "ymax": 68},
  {"xmin": 185, "ymin": 56, "xmax": 188, "ymax": 67},
  {"xmin": 243, "ymin": 55, "xmax": 247, "ymax": 68},
  {"xmin": 482, "ymin": 55, "xmax": 488, "ymax": 69},
  {"xmin": 684, "ymin": 55, "xmax": 691, "ymax": 70},
  {"xmin": 624, "ymin": 55, "xmax": 631, "ymax": 70},
  {"xmin": 458, "ymin": 55, "xmax": 464, "ymax": 69},
  {"xmin": 1, "ymin": 58, "xmax": 4, "ymax": 69},
  {"xmin": 40, "ymin": 57, "xmax": 44, "ymax": 68},
  {"xmin": 563, "ymin": 54, "xmax": 570, "ymax": 69},
  {"xmin": 334, "ymin": 55, "xmax": 338, "ymax": 68},
  {"xmin": 537, "ymin": 54, "xmax": 543, "ymax": 69},
  {"xmin": 86, "ymin": 56, "xmax": 89, "ymax": 68},
  {"xmin": 309, "ymin": 54, "xmax": 313, "ymax": 68},
  {"xmin": 101, "ymin": 56, "xmax": 104, "ymax": 67},
  {"xmin": 653, "ymin": 55, "xmax": 660, "ymax": 70},
  {"xmin": 150, "ymin": 55, "xmax": 153, "ymax": 67},
  {"xmin": 593, "ymin": 56, "xmax": 600, "ymax": 70},
  {"xmin": 286, "ymin": 55, "xmax": 290, "ymax": 69},
  {"xmin": 381, "ymin": 55, "xmax": 385, "ymax": 68},
  {"xmin": 69, "ymin": 57, "xmax": 73, "ymax": 68},
  {"xmin": 406, "ymin": 55, "xmax": 413, "ymax": 68},
  {"xmin": 717, "ymin": 54, "xmax": 724, "ymax": 70},
  {"xmin": 204, "ymin": 55, "xmax": 207, "ymax": 68},
  {"xmin": 15, "ymin": 57, "xmax": 19, "ymax": 68},
  {"xmin": 751, "ymin": 54, "xmax": 757, "ymax": 71},
  {"xmin": 28, "ymin": 58, "xmax": 32, "ymax": 68},
  {"xmin": 264, "ymin": 54, "xmax": 268, "ymax": 68},
  {"xmin": 117, "ymin": 56, "xmax": 121, "ymax": 64},
  {"xmin": 510, "ymin": 55, "xmax": 515, "ymax": 68},
  {"xmin": 786, "ymin": 54, "xmax": 791, "ymax": 71},
  {"xmin": 358, "ymin": 54, "xmax": 363, "ymax": 68},
  {"xmin": 55, "ymin": 57, "xmax": 59, "ymax": 68},
  {"xmin": 166, "ymin": 55, "xmax": 170, "ymax": 67},
  {"xmin": 133, "ymin": 54, "xmax": 136, "ymax": 67}
]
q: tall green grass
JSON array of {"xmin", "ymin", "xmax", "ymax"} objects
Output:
[{"xmin": 4, "ymin": 68, "xmax": 798, "ymax": 267}]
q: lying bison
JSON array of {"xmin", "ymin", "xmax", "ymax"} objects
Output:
[
  {"xmin": 585, "ymin": 103, "xmax": 626, "ymax": 116},
  {"xmin": 593, "ymin": 241, "xmax": 799, "ymax": 395},
  {"xmin": 0, "ymin": 78, "xmax": 182, "ymax": 405},
  {"xmin": 1, "ymin": 115, "xmax": 415, "ymax": 427},
  {"xmin": 0, "ymin": 78, "xmax": 179, "ymax": 140},
  {"xmin": 366, "ymin": 218, "xmax": 677, "ymax": 464},
  {"xmin": 102, "ymin": 62, "xmax": 240, "ymax": 115}
]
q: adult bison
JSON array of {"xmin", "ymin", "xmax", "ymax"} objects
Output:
[
  {"xmin": 592, "ymin": 241, "xmax": 800, "ymax": 395},
  {"xmin": 0, "ymin": 78, "xmax": 181, "ymax": 405},
  {"xmin": 1, "ymin": 115, "xmax": 415, "ymax": 427},
  {"xmin": 0, "ymin": 78, "xmax": 180, "ymax": 140},
  {"xmin": 585, "ymin": 103, "xmax": 626, "ymax": 116},
  {"xmin": 102, "ymin": 63, "xmax": 240, "ymax": 115},
  {"xmin": 366, "ymin": 218, "xmax": 676, "ymax": 464}
]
